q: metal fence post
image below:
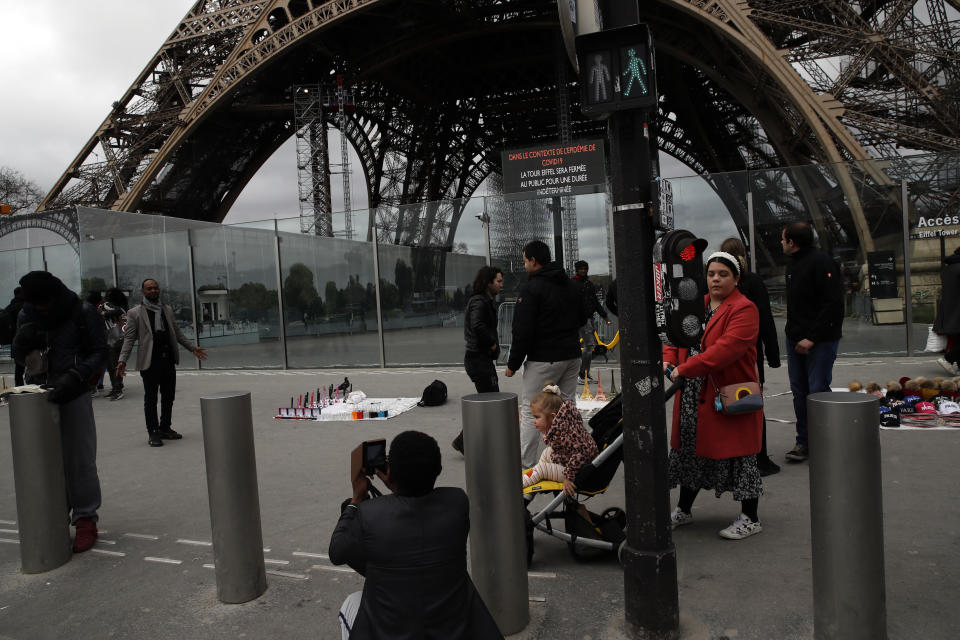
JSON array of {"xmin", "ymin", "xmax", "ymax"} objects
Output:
[
  {"xmin": 901, "ymin": 179, "xmax": 913, "ymax": 356},
  {"xmin": 200, "ymin": 390, "xmax": 267, "ymax": 604},
  {"xmin": 8, "ymin": 392, "xmax": 72, "ymax": 573},
  {"xmin": 808, "ymin": 392, "xmax": 887, "ymax": 640},
  {"xmin": 461, "ymin": 392, "xmax": 529, "ymax": 635}
]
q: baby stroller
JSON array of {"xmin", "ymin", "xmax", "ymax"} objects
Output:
[
  {"xmin": 522, "ymin": 380, "xmax": 683, "ymax": 562},
  {"xmin": 523, "ymin": 393, "xmax": 627, "ymax": 561}
]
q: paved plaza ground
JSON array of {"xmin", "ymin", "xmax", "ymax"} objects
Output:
[{"xmin": 1, "ymin": 355, "xmax": 958, "ymax": 639}]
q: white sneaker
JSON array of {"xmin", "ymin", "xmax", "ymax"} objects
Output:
[
  {"xmin": 670, "ymin": 507, "xmax": 693, "ymax": 529},
  {"xmin": 937, "ymin": 357, "xmax": 959, "ymax": 376},
  {"xmin": 719, "ymin": 513, "xmax": 762, "ymax": 540}
]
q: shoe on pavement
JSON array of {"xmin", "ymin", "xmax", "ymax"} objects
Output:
[
  {"xmin": 719, "ymin": 513, "xmax": 762, "ymax": 540},
  {"xmin": 148, "ymin": 433, "xmax": 164, "ymax": 447},
  {"xmin": 785, "ymin": 444, "xmax": 809, "ymax": 462},
  {"xmin": 757, "ymin": 458, "xmax": 781, "ymax": 477},
  {"xmin": 110, "ymin": 389, "xmax": 124, "ymax": 401},
  {"xmin": 670, "ymin": 507, "xmax": 693, "ymax": 529},
  {"xmin": 452, "ymin": 432, "xmax": 464, "ymax": 455},
  {"xmin": 72, "ymin": 517, "xmax": 98, "ymax": 553},
  {"xmin": 157, "ymin": 429, "xmax": 183, "ymax": 440},
  {"xmin": 937, "ymin": 357, "xmax": 960, "ymax": 376}
]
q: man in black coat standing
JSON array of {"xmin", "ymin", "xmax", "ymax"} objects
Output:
[
  {"xmin": 936, "ymin": 247, "xmax": 960, "ymax": 375},
  {"xmin": 504, "ymin": 240, "xmax": 587, "ymax": 468},
  {"xmin": 13, "ymin": 272, "xmax": 106, "ymax": 553},
  {"xmin": 781, "ymin": 222, "xmax": 844, "ymax": 462},
  {"xmin": 4, "ymin": 287, "xmax": 25, "ymax": 385},
  {"xmin": 330, "ymin": 431, "xmax": 503, "ymax": 640}
]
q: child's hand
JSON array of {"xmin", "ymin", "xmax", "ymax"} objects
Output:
[{"xmin": 563, "ymin": 478, "xmax": 577, "ymax": 496}]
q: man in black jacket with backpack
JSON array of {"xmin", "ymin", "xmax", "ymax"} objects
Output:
[
  {"xmin": 13, "ymin": 271, "xmax": 106, "ymax": 553},
  {"xmin": 505, "ymin": 241, "xmax": 587, "ymax": 468}
]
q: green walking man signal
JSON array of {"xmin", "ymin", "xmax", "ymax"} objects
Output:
[{"xmin": 576, "ymin": 24, "xmax": 658, "ymax": 117}]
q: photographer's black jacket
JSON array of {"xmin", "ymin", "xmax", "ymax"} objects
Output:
[
  {"xmin": 463, "ymin": 293, "xmax": 498, "ymax": 356},
  {"xmin": 785, "ymin": 247, "xmax": 844, "ymax": 343},
  {"xmin": 738, "ymin": 270, "xmax": 780, "ymax": 380},
  {"xmin": 571, "ymin": 274, "xmax": 608, "ymax": 320},
  {"xmin": 507, "ymin": 262, "xmax": 587, "ymax": 371}
]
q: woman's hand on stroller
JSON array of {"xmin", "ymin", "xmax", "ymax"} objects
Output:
[{"xmin": 563, "ymin": 478, "xmax": 577, "ymax": 496}]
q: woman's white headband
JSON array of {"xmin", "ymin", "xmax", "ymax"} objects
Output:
[{"xmin": 706, "ymin": 251, "xmax": 741, "ymax": 277}]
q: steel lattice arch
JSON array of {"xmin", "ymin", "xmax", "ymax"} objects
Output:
[{"xmin": 38, "ymin": 0, "xmax": 960, "ymax": 263}]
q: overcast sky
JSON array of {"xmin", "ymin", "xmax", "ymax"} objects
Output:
[{"xmin": 0, "ymin": 1, "xmax": 722, "ymax": 266}]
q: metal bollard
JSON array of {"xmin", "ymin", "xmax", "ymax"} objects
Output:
[
  {"xmin": 461, "ymin": 392, "xmax": 529, "ymax": 635},
  {"xmin": 808, "ymin": 392, "xmax": 887, "ymax": 640},
  {"xmin": 8, "ymin": 391, "xmax": 72, "ymax": 573},
  {"xmin": 200, "ymin": 390, "xmax": 267, "ymax": 604}
]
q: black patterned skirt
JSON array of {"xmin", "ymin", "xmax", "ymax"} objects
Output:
[{"xmin": 667, "ymin": 369, "xmax": 763, "ymax": 502}]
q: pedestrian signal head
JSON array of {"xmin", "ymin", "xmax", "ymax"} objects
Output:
[{"xmin": 652, "ymin": 230, "xmax": 707, "ymax": 348}]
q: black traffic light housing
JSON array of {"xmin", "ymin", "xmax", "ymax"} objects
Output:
[
  {"xmin": 576, "ymin": 23, "xmax": 658, "ymax": 118},
  {"xmin": 653, "ymin": 230, "xmax": 708, "ymax": 348}
]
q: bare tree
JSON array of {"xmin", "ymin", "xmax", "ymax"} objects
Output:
[{"xmin": 0, "ymin": 167, "xmax": 44, "ymax": 213}]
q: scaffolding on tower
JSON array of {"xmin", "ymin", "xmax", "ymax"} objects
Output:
[
  {"xmin": 332, "ymin": 74, "xmax": 355, "ymax": 240},
  {"xmin": 294, "ymin": 84, "xmax": 332, "ymax": 236}
]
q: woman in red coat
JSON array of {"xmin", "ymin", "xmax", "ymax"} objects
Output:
[{"xmin": 663, "ymin": 251, "xmax": 764, "ymax": 540}]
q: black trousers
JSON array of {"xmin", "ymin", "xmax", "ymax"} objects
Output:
[
  {"xmin": 141, "ymin": 359, "xmax": 177, "ymax": 433},
  {"xmin": 465, "ymin": 351, "xmax": 499, "ymax": 393}
]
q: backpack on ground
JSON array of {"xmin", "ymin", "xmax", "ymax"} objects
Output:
[{"xmin": 417, "ymin": 379, "xmax": 448, "ymax": 407}]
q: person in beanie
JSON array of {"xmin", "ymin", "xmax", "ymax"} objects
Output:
[
  {"xmin": 117, "ymin": 279, "xmax": 207, "ymax": 447},
  {"xmin": 13, "ymin": 271, "xmax": 106, "ymax": 553}
]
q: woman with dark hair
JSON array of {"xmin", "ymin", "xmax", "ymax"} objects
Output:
[
  {"xmin": 452, "ymin": 265, "xmax": 504, "ymax": 454},
  {"xmin": 720, "ymin": 237, "xmax": 781, "ymax": 476},
  {"xmin": 663, "ymin": 251, "xmax": 764, "ymax": 540}
]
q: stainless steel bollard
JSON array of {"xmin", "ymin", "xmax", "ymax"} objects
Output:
[
  {"xmin": 200, "ymin": 391, "xmax": 267, "ymax": 604},
  {"xmin": 461, "ymin": 392, "xmax": 529, "ymax": 635},
  {"xmin": 808, "ymin": 392, "xmax": 887, "ymax": 640},
  {"xmin": 8, "ymin": 391, "xmax": 72, "ymax": 573}
]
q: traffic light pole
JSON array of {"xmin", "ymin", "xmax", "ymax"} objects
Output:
[{"xmin": 608, "ymin": 68, "xmax": 681, "ymax": 640}]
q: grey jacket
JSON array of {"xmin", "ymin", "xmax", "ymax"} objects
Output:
[{"xmin": 118, "ymin": 303, "xmax": 197, "ymax": 371}]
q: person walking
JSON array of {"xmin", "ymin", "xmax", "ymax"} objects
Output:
[
  {"xmin": 935, "ymin": 247, "xmax": 960, "ymax": 375},
  {"xmin": 101, "ymin": 287, "xmax": 129, "ymax": 400},
  {"xmin": 505, "ymin": 240, "xmax": 587, "ymax": 468},
  {"xmin": 452, "ymin": 265, "xmax": 504, "ymax": 454},
  {"xmin": 664, "ymin": 252, "xmax": 764, "ymax": 540},
  {"xmin": 720, "ymin": 238, "xmax": 782, "ymax": 476},
  {"xmin": 117, "ymin": 279, "xmax": 207, "ymax": 447},
  {"xmin": 781, "ymin": 222, "xmax": 844, "ymax": 462},
  {"xmin": 12, "ymin": 271, "xmax": 106, "ymax": 552},
  {"xmin": 571, "ymin": 260, "xmax": 612, "ymax": 384}
]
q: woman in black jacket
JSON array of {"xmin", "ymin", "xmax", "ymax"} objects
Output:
[
  {"xmin": 452, "ymin": 265, "xmax": 504, "ymax": 453},
  {"xmin": 721, "ymin": 238, "xmax": 782, "ymax": 476}
]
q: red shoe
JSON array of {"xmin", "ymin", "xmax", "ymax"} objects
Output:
[{"xmin": 73, "ymin": 517, "xmax": 98, "ymax": 553}]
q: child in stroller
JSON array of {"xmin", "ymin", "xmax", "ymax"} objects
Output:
[{"xmin": 522, "ymin": 383, "xmax": 599, "ymax": 496}]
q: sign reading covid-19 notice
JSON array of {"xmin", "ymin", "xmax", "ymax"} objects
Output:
[{"xmin": 501, "ymin": 139, "xmax": 606, "ymax": 201}]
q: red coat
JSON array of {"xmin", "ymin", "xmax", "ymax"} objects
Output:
[{"xmin": 663, "ymin": 288, "xmax": 762, "ymax": 459}]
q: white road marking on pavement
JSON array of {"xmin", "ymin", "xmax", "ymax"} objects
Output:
[
  {"xmin": 144, "ymin": 556, "xmax": 182, "ymax": 565},
  {"xmin": 123, "ymin": 533, "xmax": 159, "ymax": 540},
  {"xmin": 0, "ymin": 520, "xmax": 16, "ymax": 525},
  {"xmin": 264, "ymin": 558, "xmax": 290, "ymax": 565},
  {"xmin": 267, "ymin": 569, "xmax": 309, "ymax": 580},
  {"xmin": 203, "ymin": 563, "xmax": 215, "ymax": 569},
  {"xmin": 527, "ymin": 571, "xmax": 557, "ymax": 579},
  {"xmin": 92, "ymin": 549, "xmax": 126, "ymax": 557},
  {"xmin": 767, "ymin": 417, "xmax": 796, "ymax": 423},
  {"xmin": 0, "ymin": 529, "xmax": 18, "ymax": 534},
  {"xmin": 529, "ymin": 596, "xmax": 547, "ymax": 602},
  {"xmin": 176, "ymin": 539, "xmax": 212, "ymax": 547},
  {"xmin": 310, "ymin": 564, "xmax": 354, "ymax": 573},
  {"xmin": 96, "ymin": 539, "xmax": 117, "ymax": 545},
  {"xmin": 292, "ymin": 551, "xmax": 328, "ymax": 559},
  {"xmin": 263, "ymin": 547, "xmax": 272, "ymax": 553},
  {"xmin": 0, "ymin": 538, "xmax": 19, "ymax": 544}
]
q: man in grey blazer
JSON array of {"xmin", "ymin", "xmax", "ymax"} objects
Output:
[{"xmin": 117, "ymin": 279, "xmax": 207, "ymax": 447}]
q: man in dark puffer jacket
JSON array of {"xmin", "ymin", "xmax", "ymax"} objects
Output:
[
  {"xmin": 13, "ymin": 271, "xmax": 106, "ymax": 553},
  {"xmin": 505, "ymin": 241, "xmax": 587, "ymax": 468}
]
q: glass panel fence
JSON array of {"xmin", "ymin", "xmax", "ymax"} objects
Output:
[
  {"xmin": 278, "ymin": 231, "xmax": 380, "ymax": 368},
  {"xmin": 191, "ymin": 226, "xmax": 284, "ymax": 369}
]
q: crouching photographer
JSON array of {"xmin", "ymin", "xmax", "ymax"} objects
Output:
[{"xmin": 329, "ymin": 431, "xmax": 503, "ymax": 640}]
